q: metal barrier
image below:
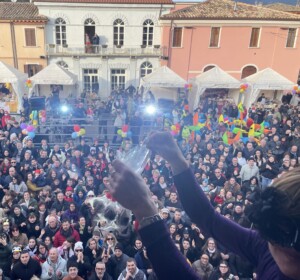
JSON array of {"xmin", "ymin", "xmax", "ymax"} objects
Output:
[{"xmin": 34, "ymin": 115, "xmax": 162, "ymax": 147}]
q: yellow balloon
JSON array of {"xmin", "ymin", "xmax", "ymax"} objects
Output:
[
  {"xmin": 78, "ymin": 128, "xmax": 86, "ymax": 136},
  {"xmin": 32, "ymin": 120, "xmax": 38, "ymax": 126}
]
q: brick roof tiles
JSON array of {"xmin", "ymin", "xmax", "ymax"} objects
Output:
[
  {"xmin": 161, "ymin": 0, "xmax": 300, "ymax": 21},
  {"xmin": 265, "ymin": 3, "xmax": 300, "ymax": 13},
  {"xmin": 0, "ymin": 3, "xmax": 47, "ymax": 21}
]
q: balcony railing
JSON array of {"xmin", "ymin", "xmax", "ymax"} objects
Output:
[{"xmin": 45, "ymin": 44, "xmax": 167, "ymax": 57}]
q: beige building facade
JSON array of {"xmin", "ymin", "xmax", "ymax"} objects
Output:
[{"xmin": 0, "ymin": 3, "xmax": 48, "ymax": 76}]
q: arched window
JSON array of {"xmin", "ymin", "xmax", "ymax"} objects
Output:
[
  {"xmin": 142, "ymin": 19, "xmax": 154, "ymax": 46},
  {"xmin": 203, "ymin": 65, "xmax": 215, "ymax": 72},
  {"xmin": 140, "ymin": 62, "xmax": 153, "ymax": 78},
  {"xmin": 55, "ymin": 18, "xmax": 67, "ymax": 46},
  {"xmin": 113, "ymin": 19, "xmax": 124, "ymax": 46},
  {"xmin": 84, "ymin": 18, "xmax": 95, "ymax": 26},
  {"xmin": 241, "ymin": 66, "xmax": 257, "ymax": 79},
  {"xmin": 57, "ymin": 61, "xmax": 68, "ymax": 70}
]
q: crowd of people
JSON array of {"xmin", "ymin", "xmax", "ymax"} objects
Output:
[{"xmin": 0, "ymin": 89, "xmax": 298, "ymax": 280}]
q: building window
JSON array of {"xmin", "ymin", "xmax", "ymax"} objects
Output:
[
  {"xmin": 249, "ymin": 28, "xmax": 260, "ymax": 48},
  {"xmin": 140, "ymin": 62, "xmax": 153, "ymax": 78},
  {"xmin": 209, "ymin": 27, "xmax": 220, "ymax": 47},
  {"xmin": 55, "ymin": 18, "xmax": 67, "ymax": 46},
  {"xmin": 142, "ymin": 19, "xmax": 154, "ymax": 46},
  {"xmin": 25, "ymin": 28, "xmax": 36, "ymax": 47},
  {"xmin": 57, "ymin": 61, "xmax": 69, "ymax": 70},
  {"xmin": 111, "ymin": 69, "xmax": 126, "ymax": 90},
  {"xmin": 286, "ymin": 28, "xmax": 297, "ymax": 48},
  {"xmin": 24, "ymin": 64, "xmax": 42, "ymax": 77},
  {"xmin": 172, "ymin": 27, "xmax": 182, "ymax": 47},
  {"xmin": 84, "ymin": 18, "xmax": 95, "ymax": 26},
  {"xmin": 203, "ymin": 65, "xmax": 215, "ymax": 72},
  {"xmin": 113, "ymin": 19, "xmax": 124, "ymax": 46},
  {"xmin": 241, "ymin": 65, "xmax": 257, "ymax": 79},
  {"xmin": 83, "ymin": 69, "xmax": 98, "ymax": 92}
]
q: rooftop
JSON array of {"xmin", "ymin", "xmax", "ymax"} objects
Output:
[
  {"xmin": 161, "ymin": 0, "xmax": 300, "ymax": 21},
  {"xmin": 265, "ymin": 3, "xmax": 300, "ymax": 13},
  {"xmin": 0, "ymin": 3, "xmax": 47, "ymax": 21}
]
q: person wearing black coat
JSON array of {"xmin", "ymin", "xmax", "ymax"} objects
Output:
[
  {"xmin": 134, "ymin": 248, "xmax": 154, "ymax": 278},
  {"xmin": 0, "ymin": 234, "xmax": 11, "ymax": 278},
  {"xmin": 228, "ymin": 105, "xmax": 238, "ymax": 118},
  {"xmin": 10, "ymin": 251, "xmax": 42, "ymax": 280},
  {"xmin": 260, "ymin": 155, "xmax": 279, "ymax": 190},
  {"xmin": 241, "ymin": 176, "xmax": 260, "ymax": 196},
  {"xmin": 67, "ymin": 241, "xmax": 92, "ymax": 279},
  {"xmin": 228, "ymin": 253, "xmax": 254, "ymax": 279}
]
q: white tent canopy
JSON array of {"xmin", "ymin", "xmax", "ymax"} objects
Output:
[
  {"xmin": 189, "ymin": 66, "xmax": 241, "ymax": 110},
  {"xmin": 140, "ymin": 66, "xmax": 186, "ymax": 88},
  {"xmin": 0, "ymin": 61, "xmax": 28, "ymax": 111},
  {"xmin": 29, "ymin": 63, "xmax": 78, "ymax": 97},
  {"xmin": 243, "ymin": 68, "xmax": 295, "ymax": 108},
  {"xmin": 140, "ymin": 66, "xmax": 186, "ymax": 101}
]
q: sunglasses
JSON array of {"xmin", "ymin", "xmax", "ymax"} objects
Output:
[
  {"xmin": 12, "ymin": 229, "xmax": 19, "ymax": 232},
  {"xmin": 75, "ymin": 249, "xmax": 83, "ymax": 252},
  {"xmin": 11, "ymin": 162, "xmax": 16, "ymax": 163},
  {"xmin": 107, "ymin": 238, "xmax": 114, "ymax": 240}
]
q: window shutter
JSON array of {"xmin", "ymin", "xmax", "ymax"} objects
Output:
[
  {"xmin": 24, "ymin": 65, "xmax": 29, "ymax": 74},
  {"xmin": 210, "ymin": 27, "xmax": 220, "ymax": 47},
  {"xmin": 249, "ymin": 28, "xmax": 260, "ymax": 48},
  {"xmin": 25, "ymin": 28, "xmax": 36, "ymax": 47},
  {"xmin": 287, "ymin": 28, "xmax": 297, "ymax": 48},
  {"xmin": 172, "ymin": 27, "xmax": 182, "ymax": 47}
]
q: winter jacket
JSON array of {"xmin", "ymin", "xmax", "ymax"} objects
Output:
[
  {"xmin": 260, "ymin": 161, "xmax": 280, "ymax": 179},
  {"xmin": 41, "ymin": 255, "xmax": 67, "ymax": 280},
  {"xmin": 0, "ymin": 244, "xmax": 11, "ymax": 274},
  {"xmin": 10, "ymin": 258, "xmax": 42, "ymax": 280},
  {"xmin": 53, "ymin": 226, "xmax": 80, "ymax": 247}
]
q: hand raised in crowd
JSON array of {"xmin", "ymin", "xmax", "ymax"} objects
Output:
[
  {"xmin": 110, "ymin": 160, "xmax": 157, "ymax": 221},
  {"xmin": 146, "ymin": 131, "xmax": 189, "ymax": 175},
  {"xmin": 77, "ymin": 251, "xmax": 84, "ymax": 263},
  {"xmin": 146, "ymin": 131, "xmax": 183, "ymax": 163}
]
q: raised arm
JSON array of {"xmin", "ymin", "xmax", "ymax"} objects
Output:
[
  {"xmin": 109, "ymin": 160, "xmax": 200, "ymax": 280},
  {"xmin": 146, "ymin": 132, "xmax": 263, "ymax": 266}
]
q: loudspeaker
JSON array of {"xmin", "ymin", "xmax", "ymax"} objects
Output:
[{"xmin": 30, "ymin": 97, "xmax": 45, "ymax": 111}]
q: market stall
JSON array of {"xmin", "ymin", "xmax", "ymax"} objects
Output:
[
  {"xmin": 242, "ymin": 68, "xmax": 295, "ymax": 108},
  {"xmin": 29, "ymin": 63, "xmax": 78, "ymax": 98},
  {"xmin": 189, "ymin": 66, "xmax": 241, "ymax": 111},
  {"xmin": 140, "ymin": 66, "xmax": 186, "ymax": 101},
  {"xmin": 0, "ymin": 61, "xmax": 28, "ymax": 112}
]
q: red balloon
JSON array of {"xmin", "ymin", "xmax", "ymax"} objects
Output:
[
  {"xmin": 122, "ymin": 125, "xmax": 129, "ymax": 132},
  {"xmin": 74, "ymin": 125, "xmax": 80, "ymax": 132}
]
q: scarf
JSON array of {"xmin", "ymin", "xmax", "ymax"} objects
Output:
[{"xmin": 207, "ymin": 248, "xmax": 216, "ymax": 254}]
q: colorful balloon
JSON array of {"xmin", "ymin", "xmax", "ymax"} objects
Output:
[
  {"xmin": 78, "ymin": 128, "xmax": 86, "ymax": 136},
  {"xmin": 27, "ymin": 125, "xmax": 34, "ymax": 132},
  {"xmin": 20, "ymin": 123, "xmax": 27, "ymax": 129},
  {"xmin": 28, "ymin": 132, "xmax": 35, "ymax": 138},
  {"xmin": 72, "ymin": 132, "xmax": 78, "ymax": 139},
  {"xmin": 74, "ymin": 125, "xmax": 80, "ymax": 132}
]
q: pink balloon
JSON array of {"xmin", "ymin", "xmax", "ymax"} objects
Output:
[{"xmin": 27, "ymin": 125, "xmax": 34, "ymax": 132}]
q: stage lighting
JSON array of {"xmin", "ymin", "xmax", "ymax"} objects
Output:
[{"xmin": 145, "ymin": 105, "xmax": 156, "ymax": 115}]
